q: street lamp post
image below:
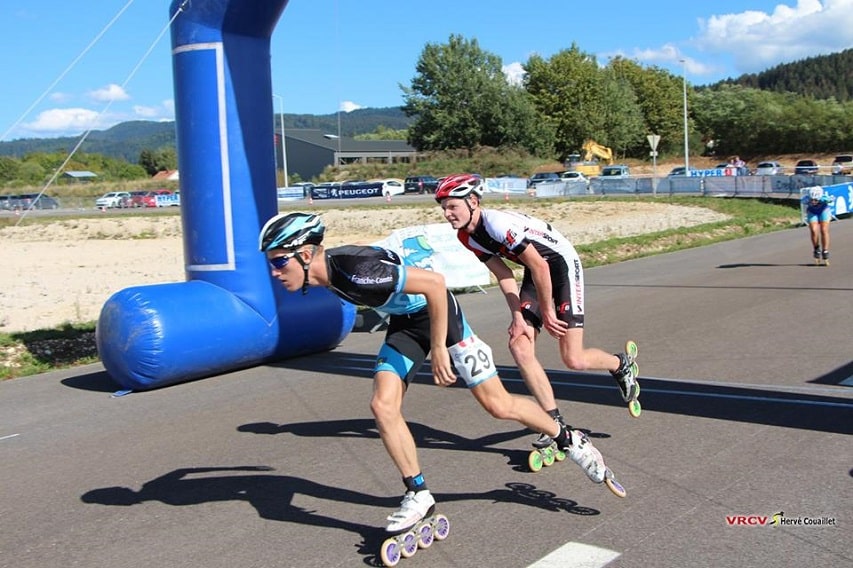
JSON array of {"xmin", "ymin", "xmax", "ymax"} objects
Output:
[
  {"xmin": 680, "ymin": 60, "xmax": 689, "ymax": 172},
  {"xmin": 272, "ymin": 94, "xmax": 289, "ymax": 187}
]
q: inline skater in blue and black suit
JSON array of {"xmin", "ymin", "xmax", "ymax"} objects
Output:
[{"xmin": 259, "ymin": 212, "xmax": 621, "ymax": 534}]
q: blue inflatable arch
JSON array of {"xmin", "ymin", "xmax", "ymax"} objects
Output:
[{"xmin": 96, "ymin": 0, "xmax": 356, "ymax": 390}]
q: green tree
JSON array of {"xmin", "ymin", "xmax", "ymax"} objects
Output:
[
  {"xmin": 523, "ymin": 45, "xmax": 607, "ymax": 160},
  {"xmin": 607, "ymin": 58, "xmax": 689, "ymax": 157},
  {"xmin": 402, "ymin": 34, "xmax": 551, "ymax": 156},
  {"xmin": 0, "ymin": 156, "xmax": 21, "ymax": 184},
  {"xmin": 138, "ymin": 147, "xmax": 177, "ymax": 176},
  {"xmin": 598, "ymin": 67, "xmax": 646, "ymax": 156}
]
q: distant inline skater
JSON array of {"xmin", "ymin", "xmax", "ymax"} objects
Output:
[{"xmin": 803, "ymin": 187, "xmax": 833, "ymax": 265}]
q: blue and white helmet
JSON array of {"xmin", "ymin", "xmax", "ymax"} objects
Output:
[
  {"xmin": 259, "ymin": 212, "xmax": 325, "ymax": 251},
  {"xmin": 808, "ymin": 187, "xmax": 824, "ymax": 201}
]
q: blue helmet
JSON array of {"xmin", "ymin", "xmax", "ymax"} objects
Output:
[{"xmin": 259, "ymin": 212, "xmax": 325, "ymax": 251}]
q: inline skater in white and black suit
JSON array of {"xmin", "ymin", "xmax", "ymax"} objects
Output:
[
  {"xmin": 435, "ymin": 174, "xmax": 640, "ymax": 447},
  {"xmin": 259, "ymin": 213, "xmax": 621, "ymax": 534}
]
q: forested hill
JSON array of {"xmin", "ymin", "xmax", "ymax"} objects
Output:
[
  {"xmin": 0, "ymin": 107, "xmax": 412, "ymax": 161},
  {"xmin": 717, "ymin": 48, "xmax": 853, "ymax": 102}
]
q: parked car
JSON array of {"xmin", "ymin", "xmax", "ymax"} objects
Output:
[
  {"xmin": 667, "ymin": 166, "xmax": 695, "ymax": 177},
  {"xmin": 404, "ymin": 175, "xmax": 440, "ymax": 194},
  {"xmin": 599, "ymin": 165, "xmax": 631, "ymax": 178},
  {"xmin": 0, "ymin": 195, "xmax": 15, "ymax": 210},
  {"xmin": 753, "ymin": 161, "xmax": 785, "ymax": 176},
  {"xmin": 15, "ymin": 193, "xmax": 61, "ymax": 210},
  {"xmin": 560, "ymin": 171, "xmax": 589, "ymax": 183},
  {"xmin": 123, "ymin": 190, "xmax": 150, "ymax": 208},
  {"xmin": 794, "ymin": 159, "xmax": 819, "ymax": 175},
  {"xmin": 133, "ymin": 189, "xmax": 173, "ymax": 208},
  {"xmin": 528, "ymin": 172, "xmax": 561, "ymax": 187},
  {"xmin": 373, "ymin": 178, "xmax": 405, "ymax": 197},
  {"xmin": 95, "ymin": 191, "xmax": 131, "ymax": 209},
  {"xmin": 831, "ymin": 154, "xmax": 853, "ymax": 175}
]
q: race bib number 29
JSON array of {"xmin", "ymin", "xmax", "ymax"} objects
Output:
[{"xmin": 448, "ymin": 335, "xmax": 496, "ymax": 386}]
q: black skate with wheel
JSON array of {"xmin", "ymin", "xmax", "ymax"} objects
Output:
[
  {"xmin": 528, "ymin": 438, "xmax": 567, "ymax": 472},
  {"xmin": 612, "ymin": 340, "xmax": 641, "ymax": 417},
  {"xmin": 379, "ymin": 511, "xmax": 450, "ymax": 566}
]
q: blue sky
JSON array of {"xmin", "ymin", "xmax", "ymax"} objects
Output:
[{"xmin": 2, "ymin": 0, "xmax": 852, "ymax": 140}]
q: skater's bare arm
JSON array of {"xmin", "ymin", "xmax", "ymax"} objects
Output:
[
  {"xmin": 402, "ymin": 267, "xmax": 456, "ymax": 386},
  {"xmin": 516, "ymin": 247, "xmax": 568, "ymax": 339},
  {"xmin": 485, "ymin": 257, "xmax": 534, "ymax": 342}
]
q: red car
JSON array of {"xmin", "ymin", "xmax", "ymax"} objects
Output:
[{"xmin": 134, "ymin": 189, "xmax": 172, "ymax": 208}]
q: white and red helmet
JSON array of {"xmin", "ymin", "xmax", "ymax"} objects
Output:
[{"xmin": 434, "ymin": 174, "xmax": 484, "ymax": 202}]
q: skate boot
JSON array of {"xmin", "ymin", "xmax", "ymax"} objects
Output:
[
  {"xmin": 814, "ymin": 246, "xmax": 822, "ymax": 265},
  {"xmin": 528, "ymin": 416, "xmax": 569, "ymax": 472},
  {"xmin": 386, "ymin": 490, "xmax": 435, "ymax": 533},
  {"xmin": 611, "ymin": 341, "xmax": 641, "ymax": 417},
  {"xmin": 381, "ymin": 489, "xmax": 449, "ymax": 566},
  {"xmin": 821, "ymin": 250, "xmax": 830, "ymax": 266},
  {"xmin": 562, "ymin": 429, "xmax": 627, "ymax": 498}
]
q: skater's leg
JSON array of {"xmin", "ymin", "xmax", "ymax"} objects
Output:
[
  {"xmin": 558, "ymin": 328, "xmax": 621, "ymax": 372},
  {"xmin": 808, "ymin": 222, "xmax": 821, "ymax": 253},
  {"xmin": 371, "ymin": 370, "xmax": 420, "ymax": 479},
  {"xmin": 820, "ymin": 220, "xmax": 830, "ymax": 255},
  {"xmin": 508, "ymin": 327, "xmax": 558, "ymax": 411},
  {"xmin": 372, "ymin": 370, "xmax": 436, "ymax": 532},
  {"xmin": 469, "ymin": 376, "xmax": 564, "ymax": 438}
]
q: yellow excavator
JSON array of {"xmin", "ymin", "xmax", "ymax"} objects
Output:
[{"xmin": 566, "ymin": 140, "xmax": 614, "ymax": 177}]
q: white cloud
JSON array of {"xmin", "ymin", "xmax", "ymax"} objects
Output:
[
  {"xmin": 88, "ymin": 84, "xmax": 130, "ymax": 102},
  {"xmin": 502, "ymin": 62, "xmax": 526, "ymax": 86},
  {"xmin": 23, "ymin": 108, "xmax": 114, "ymax": 134},
  {"xmin": 49, "ymin": 92, "xmax": 72, "ymax": 103},
  {"xmin": 132, "ymin": 100, "xmax": 174, "ymax": 121},
  {"xmin": 695, "ymin": 0, "xmax": 853, "ymax": 74},
  {"xmin": 339, "ymin": 100, "xmax": 363, "ymax": 112}
]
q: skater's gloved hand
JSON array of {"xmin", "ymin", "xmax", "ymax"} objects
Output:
[{"xmin": 431, "ymin": 346, "xmax": 457, "ymax": 387}]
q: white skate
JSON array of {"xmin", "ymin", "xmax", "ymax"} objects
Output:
[
  {"xmin": 562, "ymin": 430, "xmax": 627, "ymax": 498},
  {"xmin": 386, "ymin": 490, "xmax": 435, "ymax": 533},
  {"xmin": 564, "ymin": 430, "xmax": 607, "ymax": 483}
]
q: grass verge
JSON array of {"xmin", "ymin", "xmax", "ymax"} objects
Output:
[{"xmin": 0, "ymin": 196, "xmax": 803, "ymax": 381}]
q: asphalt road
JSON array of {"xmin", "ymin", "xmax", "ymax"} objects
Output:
[{"xmin": 2, "ymin": 218, "xmax": 851, "ymax": 568}]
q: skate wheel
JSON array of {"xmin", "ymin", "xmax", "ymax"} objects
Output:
[
  {"xmin": 554, "ymin": 448, "xmax": 566, "ymax": 462},
  {"xmin": 605, "ymin": 476, "xmax": 627, "ymax": 498},
  {"xmin": 380, "ymin": 537, "xmax": 402, "ymax": 567},
  {"xmin": 528, "ymin": 449, "xmax": 544, "ymax": 472},
  {"xmin": 416, "ymin": 520, "xmax": 433, "ymax": 549},
  {"xmin": 630, "ymin": 362, "xmax": 639, "ymax": 378},
  {"xmin": 542, "ymin": 447, "xmax": 556, "ymax": 467},
  {"xmin": 628, "ymin": 399, "xmax": 642, "ymax": 418},
  {"xmin": 399, "ymin": 531, "xmax": 418, "ymax": 558},
  {"xmin": 432, "ymin": 514, "xmax": 450, "ymax": 541},
  {"xmin": 625, "ymin": 340, "xmax": 638, "ymax": 359}
]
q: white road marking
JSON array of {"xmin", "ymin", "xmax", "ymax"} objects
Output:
[
  {"xmin": 1, "ymin": 433, "xmax": 21, "ymax": 441},
  {"xmin": 527, "ymin": 542, "xmax": 620, "ymax": 567}
]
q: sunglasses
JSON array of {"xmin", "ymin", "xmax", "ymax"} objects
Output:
[{"xmin": 268, "ymin": 252, "xmax": 297, "ymax": 270}]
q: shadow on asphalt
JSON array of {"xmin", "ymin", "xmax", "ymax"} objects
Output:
[
  {"xmin": 276, "ymin": 351, "xmax": 853, "ymax": 436},
  {"xmin": 80, "ymin": 467, "xmax": 599, "ymax": 567},
  {"xmin": 61, "ymin": 370, "xmax": 123, "ymax": 393}
]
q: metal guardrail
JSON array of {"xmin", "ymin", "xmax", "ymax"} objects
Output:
[{"xmin": 590, "ymin": 174, "xmax": 852, "ymax": 198}]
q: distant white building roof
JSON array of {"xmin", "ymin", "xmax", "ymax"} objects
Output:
[{"xmin": 63, "ymin": 171, "xmax": 98, "ymax": 178}]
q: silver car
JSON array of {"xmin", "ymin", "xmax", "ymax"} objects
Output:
[{"xmin": 754, "ymin": 161, "xmax": 785, "ymax": 176}]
